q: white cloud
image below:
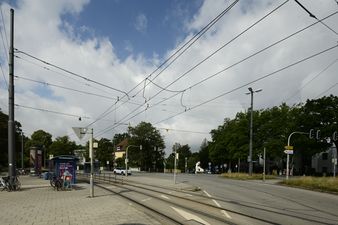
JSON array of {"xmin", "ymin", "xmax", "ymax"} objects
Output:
[
  {"xmin": 0, "ymin": 0, "xmax": 337, "ymax": 155},
  {"xmin": 134, "ymin": 13, "xmax": 148, "ymax": 33}
]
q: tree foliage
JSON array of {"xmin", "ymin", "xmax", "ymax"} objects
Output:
[{"xmin": 128, "ymin": 122, "xmax": 165, "ymax": 171}]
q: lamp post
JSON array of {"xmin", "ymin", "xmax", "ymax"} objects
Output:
[
  {"xmin": 21, "ymin": 131, "xmax": 24, "ymax": 169},
  {"xmin": 246, "ymin": 87, "xmax": 262, "ymax": 176},
  {"xmin": 125, "ymin": 145, "xmax": 142, "ymax": 177}
]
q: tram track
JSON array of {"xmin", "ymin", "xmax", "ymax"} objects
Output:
[{"xmin": 79, "ymin": 173, "xmax": 282, "ymax": 224}]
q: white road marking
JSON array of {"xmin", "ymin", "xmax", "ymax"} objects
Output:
[
  {"xmin": 171, "ymin": 206, "xmax": 211, "ymax": 225},
  {"xmin": 203, "ymin": 190, "xmax": 232, "ymax": 219},
  {"xmin": 212, "ymin": 199, "xmax": 221, "ymax": 207},
  {"xmin": 221, "ymin": 210, "xmax": 232, "ymax": 219},
  {"xmin": 203, "ymin": 190, "xmax": 212, "ymax": 197},
  {"xmin": 185, "ymin": 194, "xmax": 193, "ymax": 197},
  {"xmin": 161, "ymin": 194, "xmax": 170, "ymax": 199},
  {"xmin": 141, "ymin": 197, "xmax": 152, "ymax": 202}
]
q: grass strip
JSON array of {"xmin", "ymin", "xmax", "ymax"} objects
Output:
[{"xmin": 280, "ymin": 176, "xmax": 338, "ymax": 194}]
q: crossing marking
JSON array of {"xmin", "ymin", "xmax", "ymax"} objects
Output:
[
  {"xmin": 171, "ymin": 206, "xmax": 211, "ymax": 225},
  {"xmin": 203, "ymin": 190, "xmax": 232, "ymax": 219},
  {"xmin": 161, "ymin": 194, "xmax": 170, "ymax": 199},
  {"xmin": 141, "ymin": 197, "xmax": 152, "ymax": 202}
]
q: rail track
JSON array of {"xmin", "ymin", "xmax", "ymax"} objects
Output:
[{"xmin": 78, "ymin": 173, "xmax": 286, "ymax": 225}]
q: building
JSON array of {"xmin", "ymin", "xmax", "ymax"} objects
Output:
[
  {"xmin": 115, "ymin": 139, "xmax": 128, "ymax": 159},
  {"xmin": 312, "ymin": 144, "xmax": 337, "ymax": 175}
]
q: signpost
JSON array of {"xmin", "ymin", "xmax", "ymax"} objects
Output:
[{"xmin": 72, "ymin": 127, "xmax": 94, "ymax": 198}]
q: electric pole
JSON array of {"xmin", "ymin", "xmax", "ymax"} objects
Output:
[{"xmin": 8, "ymin": 8, "xmax": 16, "ymax": 187}]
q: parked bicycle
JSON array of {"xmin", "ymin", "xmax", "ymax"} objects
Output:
[
  {"xmin": 49, "ymin": 173, "xmax": 63, "ymax": 191},
  {"xmin": 0, "ymin": 176, "xmax": 21, "ymax": 191}
]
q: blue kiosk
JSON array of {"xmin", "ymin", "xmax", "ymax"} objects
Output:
[{"xmin": 49, "ymin": 155, "xmax": 79, "ymax": 184}]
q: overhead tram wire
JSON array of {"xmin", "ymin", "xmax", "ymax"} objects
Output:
[
  {"xmin": 0, "ymin": 62, "xmax": 7, "ymax": 88},
  {"xmin": 294, "ymin": 0, "xmax": 338, "ymax": 36},
  {"xmin": 93, "ymin": 92, "xmax": 182, "ymax": 138},
  {"xmin": 14, "ymin": 49, "xmax": 130, "ymax": 98},
  {"xmin": 181, "ymin": 11, "xmax": 338, "ymax": 92},
  {"xmin": 123, "ymin": 0, "xmax": 239, "ymax": 100},
  {"xmin": 15, "ymin": 104, "xmax": 90, "ymax": 120},
  {"xmin": 153, "ymin": 43, "xmax": 338, "ymax": 125},
  {"xmin": 14, "ymin": 75, "xmax": 143, "ymax": 106},
  {"xmin": 94, "ymin": 10, "xmax": 338, "ymax": 137},
  {"xmin": 85, "ymin": 0, "xmax": 240, "ymax": 129},
  {"xmin": 157, "ymin": 127, "xmax": 209, "ymax": 135},
  {"xmin": 139, "ymin": 0, "xmax": 290, "ymax": 100},
  {"xmin": 315, "ymin": 82, "xmax": 338, "ymax": 99},
  {"xmin": 0, "ymin": 5, "xmax": 9, "ymax": 62},
  {"xmin": 14, "ymin": 55, "xmax": 119, "ymax": 97},
  {"xmin": 132, "ymin": 0, "xmax": 240, "ymax": 96},
  {"xmin": 93, "ymin": 0, "xmax": 293, "ymax": 136},
  {"xmin": 284, "ymin": 58, "xmax": 338, "ymax": 102}
]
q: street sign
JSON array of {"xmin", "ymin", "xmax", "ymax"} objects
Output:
[
  {"xmin": 284, "ymin": 145, "xmax": 293, "ymax": 150},
  {"xmin": 284, "ymin": 150, "xmax": 294, "ymax": 154},
  {"xmin": 72, "ymin": 127, "xmax": 87, "ymax": 140}
]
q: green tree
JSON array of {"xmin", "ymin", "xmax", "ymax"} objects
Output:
[
  {"xmin": 95, "ymin": 138, "xmax": 114, "ymax": 167},
  {"xmin": 174, "ymin": 143, "xmax": 192, "ymax": 172},
  {"xmin": 0, "ymin": 110, "xmax": 23, "ymax": 171},
  {"xmin": 49, "ymin": 136, "xmax": 77, "ymax": 156},
  {"xmin": 198, "ymin": 138, "xmax": 209, "ymax": 169},
  {"xmin": 26, "ymin": 130, "xmax": 52, "ymax": 149},
  {"xmin": 128, "ymin": 122, "xmax": 165, "ymax": 171}
]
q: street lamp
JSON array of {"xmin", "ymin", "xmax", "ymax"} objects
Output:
[
  {"xmin": 246, "ymin": 87, "xmax": 262, "ymax": 176},
  {"xmin": 125, "ymin": 145, "xmax": 142, "ymax": 177}
]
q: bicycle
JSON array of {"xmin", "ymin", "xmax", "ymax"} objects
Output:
[
  {"xmin": 49, "ymin": 173, "xmax": 63, "ymax": 191},
  {"xmin": 0, "ymin": 176, "xmax": 10, "ymax": 191},
  {"xmin": 0, "ymin": 176, "xmax": 20, "ymax": 191}
]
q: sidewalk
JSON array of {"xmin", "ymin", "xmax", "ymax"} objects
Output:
[{"xmin": 0, "ymin": 176, "xmax": 161, "ymax": 225}]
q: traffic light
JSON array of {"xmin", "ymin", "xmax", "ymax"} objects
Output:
[
  {"xmin": 309, "ymin": 129, "xmax": 315, "ymax": 139},
  {"xmin": 333, "ymin": 131, "xmax": 338, "ymax": 141},
  {"xmin": 316, "ymin": 130, "xmax": 321, "ymax": 140}
]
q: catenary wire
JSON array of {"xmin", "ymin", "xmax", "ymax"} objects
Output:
[
  {"xmin": 14, "ymin": 75, "xmax": 143, "ymax": 106},
  {"xmin": 15, "ymin": 104, "xmax": 90, "ymax": 119},
  {"xmin": 183, "ymin": 11, "xmax": 338, "ymax": 91},
  {"xmin": 314, "ymin": 83, "xmax": 338, "ymax": 99},
  {"xmin": 15, "ymin": 55, "xmax": 118, "ymax": 97},
  {"xmin": 123, "ymin": 0, "xmax": 239, "ymax": 100},
  {"xmin": 14, "ymin": 49, "xmax": 130, "ymax": 98},
  {"xmin": 153, "ymin": 43, "xmax": 338, "ymax": 125},
  {"xmin": 96, "ymin": 2, "xmax": 332, "ymax": 137},
  {"xmin": 94, "ymin": 0, "xmax": 290, "ymax": 136},
  {"xmin": 157, "ymin": 127, "xmax": 209, "ymax": 135},
  {"xmin": 294, "ymin": 0, "xmax": 338, "ymax": 36},
  {"xmin": 146, "ymin": 0, "xmax": 290, "ymax": 95},
  {"xmin": 85, "ymin": 0, "xmax": 240, "ymax": 129},
  {"xmin": 0, "ymin": 62, "xmax": 8, "ymax": 88},
  {"xmin": 135, "ymin": 0, "xmax": 240, "ymax": 95},
  {"xmin": 0, "ymin": 5, "xmax": 9, "ymax": 62},
  {"xmin": 284, "ymin": 58, "xmax": 338, "ymax": 102}
]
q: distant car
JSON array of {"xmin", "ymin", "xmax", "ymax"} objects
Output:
[{"xmin": 113, "ymin": 167, "xmax": 131, "ymax": 176}]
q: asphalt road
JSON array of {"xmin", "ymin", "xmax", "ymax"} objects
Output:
[{"xmin": 128, "ymin": 173, "xmax": 338, "ymax": 225}]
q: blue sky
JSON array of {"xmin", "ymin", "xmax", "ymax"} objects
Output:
[{"xmin": 62, "ymin": 0, "xmax": 203, "ymax": 60}]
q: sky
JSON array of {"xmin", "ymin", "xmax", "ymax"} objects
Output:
[{"xmin": 0, "ymin": 0, "xmax": 337, "ymax": 155}]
